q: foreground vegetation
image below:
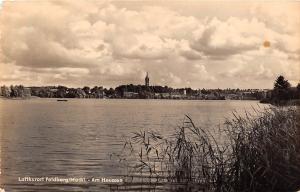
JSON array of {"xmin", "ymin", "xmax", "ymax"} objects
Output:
[{"xmin": 119, "ymin": 107, "xmax": 300, "ymax": 192}]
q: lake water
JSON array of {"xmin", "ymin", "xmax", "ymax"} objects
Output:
[{"xmin": 0, "ymin": 99, "xmax": 266, "ymax": 191}]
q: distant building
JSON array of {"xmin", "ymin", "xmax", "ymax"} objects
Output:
[
  {"xmin": 205, "ymin": 93, "xmax": 218, "ymax": 100},
  {"xmin": 261, "ymin": 90, "xmax": 272, "ymax": 99},
  {"xmin": 145, "ymin": 72, "xmax": 149, "ymax": 87},
  {"xmin": 123, "ymin": 91, "xmax": 139, "ymax": 98},
  {"xmin": 154, "ymin": 92, "xmax": 170, "ymax": 99},
  {"xmin": 161, "ymin": 93, "xmax": 170, "ymax": 99},
  {"xmin": 170, "ymin": 92, "xmax": 184, "ymax": 99},
  {"xmin": 225, "ymin": 94, "xmax": 242, "ymax": 100},
  {"xmin": 197, "ymin": 89, "xmax": 202, "ymax": 98},
  {"xmin": 23, "ymin": 88, "xmax": 31, "ymax": 98}
]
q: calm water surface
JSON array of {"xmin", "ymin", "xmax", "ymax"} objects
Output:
[{"xmin": 0, "ymin": 99, "xmax": 266, "ymax": 191}]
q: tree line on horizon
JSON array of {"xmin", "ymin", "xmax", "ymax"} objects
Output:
[
  {"xmin": 1, "ymin": 84, "xmax": 266, "ymax": 99},
  {"xmin": 1, "ymin": 76, "xmax": 299, "ymax": 101}
]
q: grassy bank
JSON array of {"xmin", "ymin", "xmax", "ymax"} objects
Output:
[{"xmin": 119, "ymin": 107, "xmax": 300, "ymax": 192}]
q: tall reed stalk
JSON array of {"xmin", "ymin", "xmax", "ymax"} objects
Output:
[{"xmin": 119, "ymin": 107, "xmax": 300, "ymax": 192}]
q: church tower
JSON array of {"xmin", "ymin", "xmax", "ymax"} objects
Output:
[{"xmin": 145, "ymin": 72, "xmax": 149, "ymax": 87}]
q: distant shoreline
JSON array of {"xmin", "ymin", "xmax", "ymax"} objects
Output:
[{"xmin": 0, "ymin": 96, "xmax": 263, "ymax": 102}]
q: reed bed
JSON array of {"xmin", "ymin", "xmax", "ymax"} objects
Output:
[
  {"xmin": 224, "ymin": 107, "xmax": 300, "ymax": 192},
  {"xmin": 115, "ymin": 107, "xmax": 300, "ymax": 192}
]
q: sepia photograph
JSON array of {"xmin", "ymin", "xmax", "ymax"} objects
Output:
[{"xmin": 0, "ymin": 0, "xmax": 299, "ymax": 191}]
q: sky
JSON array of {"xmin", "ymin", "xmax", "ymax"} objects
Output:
[{"xmin": 0, "ymin": 0, "xmax": 299, "ymax": 89}]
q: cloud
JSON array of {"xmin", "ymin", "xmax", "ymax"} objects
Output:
[
  {"xmin": 111, "ymin": 33, "xmax": 174, "ymax": 60},
  {"xmin": 0, "ymin": 1, "xmax": 299, "ymax": 88},
  {"xmin": 190, "ymin": 17, "xmax": 277, "ymax": 58}
]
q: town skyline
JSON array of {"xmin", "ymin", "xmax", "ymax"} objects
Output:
[
  {"xmin": 0, "ymin": 71, "xmax": 277, "ymax": 90},
  {"xmin": 0, "ymin": 71, "xmax": 298, "ymax": 90},
  {"xmin": 0, "ymin": 1, "xmax": 299, "ymax": 89}
]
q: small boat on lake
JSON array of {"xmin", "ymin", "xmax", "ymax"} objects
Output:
[{"xmin": 57, "ymin": 99, "xmax": 68, "ymax": 102}]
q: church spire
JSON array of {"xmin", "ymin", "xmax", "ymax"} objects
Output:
[{"xmin": 145, "ymin": 72, "xmax": 149, "ymax": 86}]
